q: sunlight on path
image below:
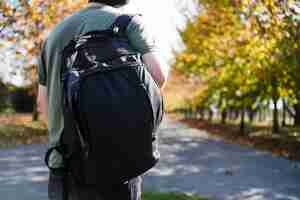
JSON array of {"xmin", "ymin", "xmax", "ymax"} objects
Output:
[{"xmin": 143, "ymin": 118, "xmax": 300, "ymax": 200}]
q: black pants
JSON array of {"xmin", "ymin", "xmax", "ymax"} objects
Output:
[{"xmin": 48, "ymin": 171, "xmax": 142, "ymax": 200}]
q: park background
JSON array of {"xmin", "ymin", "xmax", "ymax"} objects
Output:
[{"xmin": 1, "ymin": 0, "xmax": 300, "ymax": 200}]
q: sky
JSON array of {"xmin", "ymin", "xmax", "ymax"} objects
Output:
[
  {"xmin": 124, "ymin": 0, "xmax": 190, "ymax": 60},
  {"xmin": 0, "ymin": 0, "xmax": 197, "ymax": 86}
]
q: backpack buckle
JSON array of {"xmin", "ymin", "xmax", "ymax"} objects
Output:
[{"xmin": 113, "ymin": 26, "xmax": 119, "ymax": 34}]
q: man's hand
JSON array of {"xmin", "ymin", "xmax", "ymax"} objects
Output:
[
  {"xmin": 37, "ymin": 84, "xmax": 48, "ymax": 125},
  {"xmin": 142, "ymin": 52, "xmax": 169, "ymax": 91}
]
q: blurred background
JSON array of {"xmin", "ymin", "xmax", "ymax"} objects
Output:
[{"xmin": 1, "ymin": 0, "xmax": 300, "ymax": 158}]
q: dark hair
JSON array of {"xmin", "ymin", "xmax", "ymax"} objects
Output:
[{"xmin": 89, "ymin": 0, "xmax": 129, "ymax": 7}]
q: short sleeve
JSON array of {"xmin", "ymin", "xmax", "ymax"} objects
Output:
[
  {"xmin": 38, "ymin": 41, "xmax": 47, "ymax": 86},
  {"xmin": 126, "ymin": 15, "xmax": 158, "ymax": 55}
]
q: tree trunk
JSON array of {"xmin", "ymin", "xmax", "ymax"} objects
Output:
[
  {"xmin": 234, "ymin": 109, "xmax": 239, "ymax": 120},
  {"xmin": 184, "ymin": 108, "xmax": 191, "ymax": 119},
  {"xmin": 208, "ymin": 109, "xmax": 213, "ymax": 122},
  {"xmin": 271, "ymin": 77, "xmax": 279, "ymax": 133},
  {"xmin": 258, "ymin": 108, "xmax": 264, "ymax": 122},
  {"xmin": 32, "ymin": 106, "xmax": 39, "ymax": 121},
  {"xmin": 240, "ymin": 107, "xmax": 245, "ymax": 134},
  {"xmin": 32, "ymin": 82, "xmax": 39, "ymax": 122},
  {"xmin": 221, "ymin": 110, "xmax": 227, "ymax": 124},
  {"xmin": 229, "ymin": 108, "xmax": 234, "ymax": 120},
  {"xmin": 294, "ymin": 103, "xmax": 300, "ymax": 127},
  {"xmin": 248, "ymin": 109, "xmax": 255, "ymax": 124},
  {"xmin": 198, "ymin": 107, "xmax": 204, "ymax": 120},
  {"xmin": 272, "ymin": 97, "xmax": 279, "ymax": 133},
  {"xmin": 282, "ymin": 99, "xmax": 286, "ymax": 127}
]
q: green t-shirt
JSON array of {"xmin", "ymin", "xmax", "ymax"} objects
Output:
[{"xmin": 38, "ymin": 3, "xmax": 158, "ymax": 168}]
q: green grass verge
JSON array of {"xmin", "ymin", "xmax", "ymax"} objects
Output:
[
  {"xmin": 0, "ymin": 123, "xmax": 47, "ymax": 147},
  {"xmin": 143, "ymin": 192, "xmax": 211, "ymax": 200}
]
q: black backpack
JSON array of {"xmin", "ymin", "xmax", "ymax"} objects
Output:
[{"xmin": 45, "ymin": 15, "xmax": 164, "ymax": 187}]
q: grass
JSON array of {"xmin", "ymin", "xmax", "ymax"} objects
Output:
[
  {"xmin": 143, "ymin": 192, "xmax": 211, "ymax": 200},
  {"xmin": 0, "ymin": 113, "xmax": 47, "ymax": 147}
]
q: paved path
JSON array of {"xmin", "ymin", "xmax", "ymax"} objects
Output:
[{"xmin": 0, "ymin": 117, "xmax": 300, "ymax": 200}]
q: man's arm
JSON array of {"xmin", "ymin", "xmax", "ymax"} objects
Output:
[
  {"xmin": 37, "ymin": 84, "xmax": 48, "ymax": 125},
  {"xmin": 126, "ymin": 16, "xmax": 169, "ymax": 89},
  {"xmin": 142, "ymin": 52, "xmax": 169, "ymax": 90}
]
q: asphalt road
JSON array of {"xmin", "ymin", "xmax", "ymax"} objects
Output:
[{"xmin": 0, "ymin": 117, "xmax": 300, "ymax": 200}]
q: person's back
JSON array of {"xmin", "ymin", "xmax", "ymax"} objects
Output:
[{"xmin": 38, "ymin": 1, "xmax": 169, "ymax": 200}]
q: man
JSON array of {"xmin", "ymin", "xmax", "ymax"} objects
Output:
[{"xmin": 37, "ymin": 0, "xmax": 169, "ymax": 199}]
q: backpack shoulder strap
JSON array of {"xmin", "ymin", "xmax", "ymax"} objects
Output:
[{"xmin": 110, "ymin": 14, "xmax": 136, "ymax": 37}]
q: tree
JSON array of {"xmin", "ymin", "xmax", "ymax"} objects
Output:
[
  {"xmin": 237, "ymin": 0, "xmax": 300, "ymax": 127},
  {"xmin": 0, "ymin": 0, "xmax": 87, "ymax": 120},
  {"xmin": 174, "ymin": 0, "xmax": 300, "ymax": 133}
]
